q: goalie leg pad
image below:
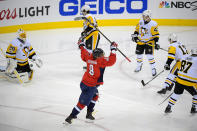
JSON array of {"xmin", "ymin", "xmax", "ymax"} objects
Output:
[
  {"xmin": 28, "ymin": 70, "xmax": 34, "ymax": 81},
  {"xmin": 6, "ymin": 58, "xmax": 17, "ymax": 74}
]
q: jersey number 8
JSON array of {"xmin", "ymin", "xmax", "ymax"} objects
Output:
[{"xmin": 89, "ymin": 64, "xmax": 94, "ymax": 76}]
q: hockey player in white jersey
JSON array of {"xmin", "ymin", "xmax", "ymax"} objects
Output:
[
  {"xmin": 164, "ymin": 48, "xmax": 197, "ymax": 114},
  {"xmin": 4, "ymin": 29, "xmax": 42, "ymax": 82},
  {"xmin": 131, "ymin": 10, "xmax": 160, "ymax": 76},
  {"xmin": 157, "ymin": 33, "xmax": 188, "ymax": 94},
  {"xmin": 80, "ymin": 5, "xmax": 100, "ymax": 53}
]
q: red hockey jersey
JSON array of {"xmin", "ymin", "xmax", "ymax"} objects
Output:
[{"xmin": 80, "ymin": 46, "xmax": 116, "ymax": 87}]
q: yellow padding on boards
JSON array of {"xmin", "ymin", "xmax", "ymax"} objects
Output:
[{"xmin": 0, "ymin": 19, "xmax": 197, "ymax": 34}]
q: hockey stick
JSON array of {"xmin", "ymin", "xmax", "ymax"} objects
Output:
[
  {"xmin": 131, "ymin": 35, "xmax": 168, "ymax": 53},
  {"xmin": 0, "ymin": 48, "xmax": 24, "ymax": 84},
  {"xmin": 159, "ymin": 47, "xmax": 168, "ymax": 52},
  {"xmin": 141, "ymin": 70, "xmax": 164, "ymax": 86},
  {"xmin": 146, "ymin": 43, "xmax": 168, "ymax": 52},
  {"xmin": 158, "ymin": 92, "xmax": 173, "ymax": 105},
  {"xmin": 74, "ymin": 16, "xmax": 131, "ymax": 62}
]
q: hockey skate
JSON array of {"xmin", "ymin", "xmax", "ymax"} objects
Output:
[
  {"xmin": 190, "ymin": 105, "xmax": 197, "ymax": 114},
  {"xmin": 152, "ymin": 68, "xmax": 157, "ymax": 76},
  {"xmin": 157, "ymin": 88, "xmax": 167, "ymax": 94},
  {"xmin": 65, "ymin": 114, "xmax": 76, "ymax": 124},
  {"xmin": 86, "ymin": 110, "xmax": 95, "ymax": 120},
  {"xmin": 0, "ymin": 66, "xmax": 5, "ymax": 73},
  {"xmin": 165, "ymin": 105, "xmax": 172, "ymax": 113},
  {"xmin": 166, "ymin": 85, "xmax": 173, "ymax": 91},
  {"xmin": 134, "ymin": 64, "xmax": 142, "ymax": 72}
]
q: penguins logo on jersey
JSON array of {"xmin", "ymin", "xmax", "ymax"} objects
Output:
[{"xmin": 9, "ymin": 46, "xmax": 15, "ymax": 53}]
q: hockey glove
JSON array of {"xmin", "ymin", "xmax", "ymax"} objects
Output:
[
  {"xmin": 155, "ymin": 43, "xmax": 160, "ymax": 50},
  {"xmin": 77, "ymin": 39, "xmax": 85, "ymax": 48},
  {"xmin": 32, "ymin": 56, "xmax": 43, "ymax": 68},
  {"xmin": 164, "ymin": 64, "xmax": 170, "ymax": 70},
  {"xmin": 110, "ymin": 42, "xmax": 118, "ymax": 51},
  {"xmin": 81, "ymin": 30, "xmax": 87, "ymax": 38},
  {"xmin": 131, "ymin": 34, "xmax": 139, "ymax": 43}
]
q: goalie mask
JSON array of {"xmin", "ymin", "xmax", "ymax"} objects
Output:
[
  {"xmin": 93, "ymin": 48, "xmax": 104, "ymax": 60},
  {"xmin": 168, "ymin": 33, "xmax": 177, "ymax": 43},
  {"xmin": 81, "ymin": 5, "xmax": 90, "ymax": 16},
  {"xmin": 142, "ymin": 10, "xmax": 151, "ymax": 23},
  {"xmin": 17, "ymin": 28, "xmax": 26, "ymax": 42}
]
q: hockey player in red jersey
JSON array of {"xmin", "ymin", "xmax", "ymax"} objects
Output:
[{"xmin": 65, "ymin": 40, "xmax": 118, "ymax": 124}]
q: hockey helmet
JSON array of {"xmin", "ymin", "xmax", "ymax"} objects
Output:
[
  {"xmin": 81, "ymin": 5, "xmax": 90, "ymax": 16},
  {"xmin": 17, "ymin": 28, "xmax": 26, "ymax": 42},
  {"xmin": 93, "ymin": 48, "xmax": 104, "ymax": 59},
  {"xmin": 142, "ymin": 10, "xmax": 151, "ymax": 17},
  {"xmin": 142, "ymin": 10, "xmax": 151, "ymax": 22},
  {"xmin": 191, "ymin": 48, "xmax": 197, "ymax": 55},
  {"xmin": 168, "ymin": 33, "xmax": 177, "ymax": 43}
]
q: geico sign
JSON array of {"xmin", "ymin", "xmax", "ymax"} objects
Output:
[
  {"xmin": 0, "ymin": 6, "xmax": 50, "ymax": 21},
  {"xmin": 59, "ymin": 0, "xmax": 147, "ymax": 16}
]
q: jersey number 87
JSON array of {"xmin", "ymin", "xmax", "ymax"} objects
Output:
[{"xmin": 180, "ymin": 60, "xmax": 192, "ymax": 73}]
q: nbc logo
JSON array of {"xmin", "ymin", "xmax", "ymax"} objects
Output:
[{"xmin": 159, "ymin": 1, "xmax": 170, "ymax": 8}]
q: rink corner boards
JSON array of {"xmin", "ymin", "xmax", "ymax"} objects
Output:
[{"xmin": 0, "ymin": 19, "xmax": 197, "ymax": 34}]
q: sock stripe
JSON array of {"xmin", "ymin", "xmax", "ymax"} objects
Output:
[{"xmin": 170, "ymin": 97, "xmax": 177, "ymax": 102}]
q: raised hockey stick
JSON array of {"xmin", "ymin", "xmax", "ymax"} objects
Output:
[
  {"xmin": 0, "ymin": 48, "xmax": 24, "ymax": 84},
  {"xmin": 158, "ymin": 92, "xmax": 173, "ymax": 105},
  {"xmin": 74, "ymin": 16, "xmax": 131, "ymax": 62},
  {"xmin": 141, "ymin": 70, "xmax": 164, "ymax": 86}
]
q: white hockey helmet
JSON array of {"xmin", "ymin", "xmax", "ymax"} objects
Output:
[
  {"xmin": 168, "ymin": 33, "xmax": 177, "ymax": 43},
  {"xmin": 81, "ymin": 5, "xmax": 90, "ymax": 16},
  {"xmin": 17, "ymin": 28, "xmax": 26, "ymax": 42},
  {"xmin": 191, "ymin": 48, "xmax": 197, "ymax": 55},
  {"xmin": 142, "ymin": 10, "xmax": 151, "ymax": 17},
  {"xmin": 142, "ymin": 10, "xmax": 151, "ymax": 22}
]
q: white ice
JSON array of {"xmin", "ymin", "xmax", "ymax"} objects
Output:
[{"xmin": 0, "ymin": 26, "xmax": 197, "ymax": 131}]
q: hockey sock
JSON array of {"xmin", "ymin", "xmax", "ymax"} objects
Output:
[
  {"xmin": 146, "ymin": 54, "xmax": 155, "ymax": 69},
  {"xmin": 71, "ymin": 102, "xmax": 85, "ymax": 116},
  {"xmin": 136, "ymin": 54, "xmax": 143, "ymax": 67},
  {"xmin": 163, "ymin": 78, "xmax": 174, "ymax": 89},
  {"xmin": 87, "ymin": 95, "xmax": 99, "ymax": 112},
  {"xmin": 168, "ymin": 93, "xmax": 181, "ymax": 107},
  {"xmin": 192, "ymin": 95, "xmax": 197, "ymax": 108}
]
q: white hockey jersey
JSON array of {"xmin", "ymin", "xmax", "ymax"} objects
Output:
[
  {"xmin": 83, "ymin": 14, "xmax": 97, "ymax": 30},
  {"xmin": 6, "ymin": 38, "xmax": 36, "ymax": 66},
  {"xmin": 135, "ymin": 19, "xmax": 159, "ymax": 45},
  {"xmin": 167, "ymin": 42, "xmax": 188, "ymax": 61},
  {"xmin": 176, "ymin": 54, "xmax": 197, "ymax": 87}
]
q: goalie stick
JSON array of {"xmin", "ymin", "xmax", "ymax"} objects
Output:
[
  {"xmin": 0, "ymin": 48, "xmax": 24, "ymax": 84},
  {"xmin": 74, "ymin": 16, "xmax": 131, "ymax": 62},
  {"xmin": 141, "ymin": 70, "xmax": 164, "ymax": 86}
]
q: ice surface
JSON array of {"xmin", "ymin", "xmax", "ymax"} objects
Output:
[{"xmin": 0, "ymin": 26, "xmax": 197, "ymax": 131}]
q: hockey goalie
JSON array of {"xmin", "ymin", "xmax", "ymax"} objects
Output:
[{"xmin": 0, "ymin": 29, "xmax": 43, "ymax": 83}]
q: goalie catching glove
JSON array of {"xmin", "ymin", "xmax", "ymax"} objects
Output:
[{"xmin": 31, "ymin": 55, "xmax": 43, "ymax": 68}]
